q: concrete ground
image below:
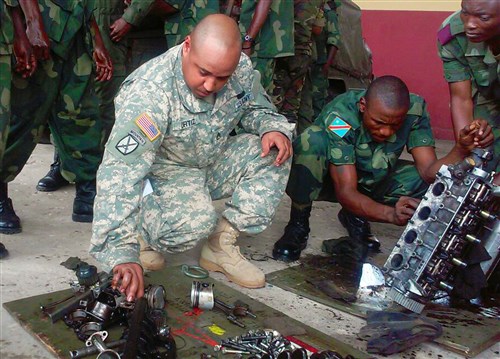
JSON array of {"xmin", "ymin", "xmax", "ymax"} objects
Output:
[{"xmin": 0, "ymin": 142, "xmax": 498, "ymax": 359}]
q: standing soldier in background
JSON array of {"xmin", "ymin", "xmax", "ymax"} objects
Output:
[
  {"xmin": 297, "ymin": 0, "xmax": 341, "ymax": 133},
  {"xmin": 0, "ymin": 0, "xmax": 47, "ymax": 249},
  {"xmin": 273, "ymin": 0, "xmax": 326, "ymax": 130},
  {"xmin": 1, "ymin": 0, "xmax": 112, "ymax": 234},
  {"xmin": 437, "ymin": 0, "xmax": 499, "ymax": 179},
  {"xmin": 237, "ymin": 0, "xmax": 294, "ymax": 94}
]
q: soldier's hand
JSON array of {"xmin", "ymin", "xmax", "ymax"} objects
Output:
[
  {"xmin": 261, "ymin": 131, "xmax": 292, "ymax": 166},
  {"xmin": 25, "ymin": 22, "xmax": 50, "ymax": 61},
  {"xmin": 458, "ymin": 119, "xmax": 493, "ymax": 150},
  {"xmin": 391, "ymin": 196, "xmax": 420, "ymax": 226},
  {"xmin": 13, "ymin": 35, "xmax": 37, "ymax": 78},
  {"xmin": 112, "ymin": 262, "xmax": 144, "ymax": 301},
  {"xmin": 110, "ymin": 18, "xmax": 133, "ymax": 42},
  {"xmin": 93, "ymin": 49, "xmax": 113, "ymax": 82}
]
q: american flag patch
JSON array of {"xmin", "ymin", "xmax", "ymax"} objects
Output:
[{"xmin": 135, "ymin": 113, "xmax": 160, "ymax": 141}]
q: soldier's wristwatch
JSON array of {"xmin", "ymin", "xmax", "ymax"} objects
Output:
[{"xmin": 243, "ymin": 34, "xmax": 255, "ymax": 43}]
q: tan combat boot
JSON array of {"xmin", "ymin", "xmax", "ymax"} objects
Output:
[
  {"xmin": 199, "ymin": 218, "xmax": 265, "ymax": 288},
  {"xmin": 138, "ymin": 236, "xmax": 165, "ymax": 271}
]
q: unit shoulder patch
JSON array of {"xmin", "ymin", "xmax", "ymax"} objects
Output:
[
  {"xmin": 135, "ymin": 113, "xmax": 160, "ymax": 141},
  {"xmin": 116, "ymin": 134, "xmax": 139, "ymax": 155},
  {"xmin": 438, "ymin": 24, "xmax": 454, "ymax": 46},
  {"xmin": 328, "ymin": 116, "xmax": 351, "ymax": 138}
]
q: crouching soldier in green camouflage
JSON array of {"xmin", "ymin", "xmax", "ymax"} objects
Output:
[
  {"xmin": 273, "ymin": 75, "xmax": 494, "ymax": 262},
  {"xmin": 90, "ymin": 15, "xmax": 293, "ymax": 300},
  {"xmin": 437, "ymin": 0, "xmax": 500, "ymax": 179}
]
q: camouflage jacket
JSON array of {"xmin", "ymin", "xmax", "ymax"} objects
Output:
[
  {"xmin": 90, "ymin": 45, "xmax": 294, "ymax": 268},
  {"xmin": 294, "ymin": 0, "xmax": 326, "ymax": 56},
  {"xmin": 163, "ymin": 0, "xmax": 219, "ymax": 47},
  {"xmin": 438, "ymin": 10, "xmax": 500, "ymax": 103},
  {"xmin": 0, "ymin": 0, "xmax": 18, "ymax": 55},
  {"xmin": 238, "ymin": 0, "xmax": 294, "ymax": 59},
  {"xmin": 315, "ymin": 90, "xmax": 435, "ymax": 193},
  {"xmin": 38, "ymin": 0, "xmax": 94, "ymax": 59}
]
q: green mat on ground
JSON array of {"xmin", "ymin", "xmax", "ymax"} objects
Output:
[{"xmin": 4, "ymin": 265, "xmax": 369, "ymax": 359}]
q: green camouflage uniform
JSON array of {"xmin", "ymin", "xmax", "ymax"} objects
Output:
[
  {"xmin": 438, "ymin": 11, "xmax": 499, "ymax": 171},
  {"xmin": 298, "ymin": 0, "xmax": 341, "ymax": 133},
  {"xmin": 273, "ymin": 0, "xmax": 326, "ymax": 125},
  {"xmin": 92, "ymin": 0, "xmax": 157, "ymax": 143},
  {"xmin": 287, "ymin": 90, "xmax": 433, "ymax": 206},
  {"xmin": 0, "ymin": 0, "xmax": 17, "ymax": 163},
  {"xmin": 5, "ymin": 0, "xmax": 101, "ymax": 183},
  {"xmin": 90, "ymin": 45, "xmax": 294, "ymax": 270},
  {"xmin": 163, "ymin": 0, "xmax": 219, "ymax": 49},
  {"xmin": 238, "ymin": 0, "xmax": 294, "ymax": 93}
]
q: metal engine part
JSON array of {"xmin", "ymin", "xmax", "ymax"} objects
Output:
[{"xmin": 383, "ymin": 149, "xmax": 499, "ymax": 313}]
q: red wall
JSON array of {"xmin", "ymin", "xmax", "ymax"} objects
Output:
[{"xmin": 361, "ymin": 10, "xmax": 455, "ymax": 140}]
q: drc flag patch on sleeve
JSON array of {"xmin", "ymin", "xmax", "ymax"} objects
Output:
[
  {"xmin": 135, "ymin": 113, "xmax": 160, "ymax": 141},
  {"xmin": 328, "ymin": 116, "xmax": 351, "ymax": 138}
]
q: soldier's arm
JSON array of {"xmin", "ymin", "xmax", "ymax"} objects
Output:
[
  {"xmin": 90, "ymin": 80, "xmax": 167, "ymax": 272},
  {"xmin": 90, "ymin": 16, "xmax": 113, "ymax": 82},
  {"xmin": 329, "ymin": 163, "xmax": 416, "ymax": 225},
  {"xmin": 448, "ymin": 80, "xmax": 474, "ymax": 140},
  {"xmin": 11, "ymin": 4, "xmax": 36, "ymax": 77},
  {"xmin": 241, "ymin": 0, "xmax": 272, "ymax": 56},
  {"xmin": 121, "ymin": 0, "xmax": 156, "ymax": 27},
  {"xmin": 18, "ymin": 0, "xmax": 50, "ymax": 60},
  {"xmin": 323, "ymin": 5, "xmax": 341, "ymax": 75}
]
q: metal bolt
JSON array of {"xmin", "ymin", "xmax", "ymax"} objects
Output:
[{"xmin": 221, "ymin": 348, "xmax": 251, "ymax": 354}]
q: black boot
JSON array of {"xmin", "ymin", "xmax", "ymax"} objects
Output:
[
  {"xmin": 0, "ymin": 182, "xmax": 21, "ymax": 234},
  {"xmin": 0, "ymin": 243, "xmax": 9, "ymax": 259},
  {"xmin": 272, "ymin": 204, "xmax": 312, "ymax": 262},
  {"xmin": 36, "ymin": 150, "xmax": 70, "ymax": 192},
  {"xmin": 72, "ymin": 180, "xmax": 96, "ymax": 223},
  {"xmin": 338, "ymin": 208, "xmax": 381, "ymax": 251}
]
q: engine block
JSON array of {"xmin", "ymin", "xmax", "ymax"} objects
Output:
[{"xmin": 383, "ymin": 150, "xmax": 499, "ymax": 313}]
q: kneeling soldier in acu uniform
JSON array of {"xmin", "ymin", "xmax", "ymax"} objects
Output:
[
  {"xmin": 90, "ymin": 14, "xmax": 294, "ymax": 300},
  {"xmin": 273, "ymin": 75, "xmax": 494, "ymax": 262}
]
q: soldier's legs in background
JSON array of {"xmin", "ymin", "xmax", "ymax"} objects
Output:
[
  {"xmin": 207, "ymin": 134, "xmax": 291, "ymax": 234},
  {"xmin": 95, "ymin": 74, "xmax": 126, "ymax": 146},
  {"xmin": 139, "ymin": 168, "xmax": 218, "ymax": 253},
  {"xmin": 272, "ymin": 54, "xmax": 312, "ymax": 123},
  {"xmin": 273, "ymin": 126, "xmax": 331, "ymax": 261},
  {"xmin": 297, "ymin": 66, "xmax": 314, "ymax": 135},
  {"xmin": 310, "ymin": 62, "xmax": 329, "ymax": 119}
]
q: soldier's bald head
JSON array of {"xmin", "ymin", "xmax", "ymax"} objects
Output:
[
  {"xmin": 365, "ymin": 76, "xmax": 410, "ymax": 112},
  {"xmin": 190, "ymin": 14, "xmax": 242, "ymax": 58},
  {"xmin": 181, "ymin": 14, "xmax": 242, "ymax": 98}
]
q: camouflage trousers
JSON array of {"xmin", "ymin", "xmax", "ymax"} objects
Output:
[
  {"xmin": 0, "ymin": 54, "xmax": 12, "ymax": 165},
  {"xmin": 139, "ymin": 134, "xmax": 291, "ymax": 253},
  {"xmin": 473, "ymin": 100, "xmax": 500, "ymax": 172},
  {"xmin": 286, "ymin": 125, "xmax": 429, "ymax": 206},
  {"xmin": 272, "ymin": 53, "xmax": 313, "ymax": 124},
  {"xmin": 5, "ymin": 31, "xmax": 101, "ymax": 183}
]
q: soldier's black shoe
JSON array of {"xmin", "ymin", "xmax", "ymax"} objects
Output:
[
  {"xmin": 36, "ymin": 153, "xmax": 70, "ymax": 192},
  {"xmin": 272, "ymin": 223, "xmax": 309, "ymax": 262},
  {"xmin": 0, "ymin": 183, "xmax": 21, "ymax": 234},
  {"xmin": 337, "ymin": 208, "xmax": 381, "ymax": 251},
  {"xmin": 72, "ymin": 180, "xmax": 96, "ymax": 223},
  {"xmin": 0, "ymin": 243, "xmax": 9, "ymax": 259},
  {"xmin": 272, "ymin": 204, "xmax": 312, "ymax": 262}
]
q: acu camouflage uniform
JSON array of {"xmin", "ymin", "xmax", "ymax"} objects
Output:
[
  {"xmin": 90, "ymin": 45, "xmax": 294, "ymax": 270},
  {"xmin": 287, "ymin": 90, "xmax": 433, "ymax": 207},
  {"xmin": 0, "ymin": 0, "xmax": 17, "ymax": 163},
  {"xmin": 163, "ymin": 0, "xmax": 219, "ymax": 49},
  {"xmin": 298, "ymin": 0, "xmax": 341, "ymax": 133},
  {"xmin": 273, "ymin": 0, "xmax": 326, "ymax": 125},
  {"xmin": 5, "ymin": 0, "xmax": 101, "ymax": 184},
  {"xmin": 238, "ymin": 0, "xmax": 294, "ymax": 93},
  {"xmin": 438, "ymin": 11, "xmax": 499, "ymax": 171}
]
